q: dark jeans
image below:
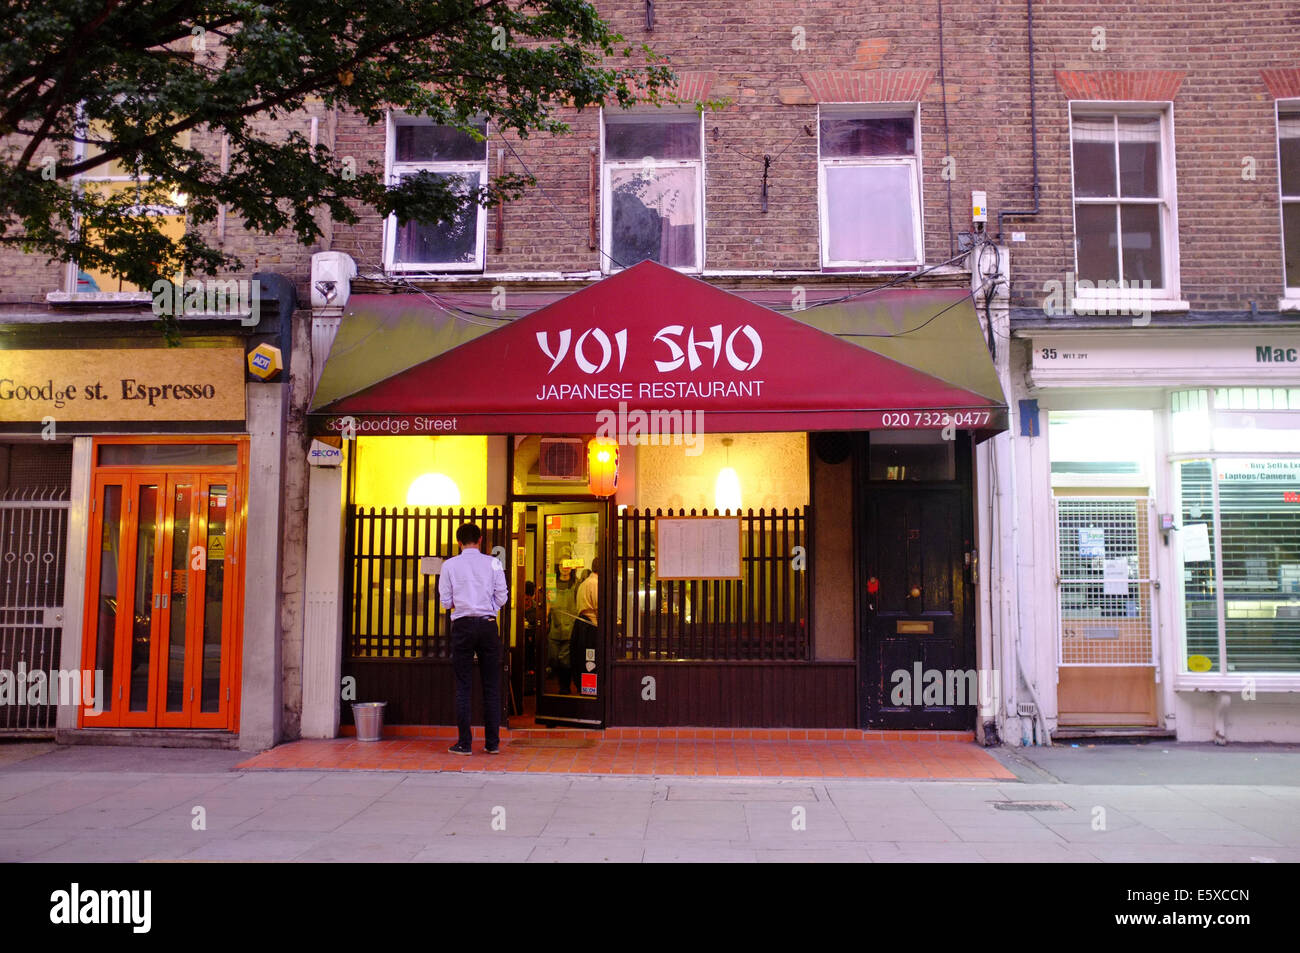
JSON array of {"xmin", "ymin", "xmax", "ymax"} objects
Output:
[{"xmin": 450, "ymin": 616, "xmax": 502, "ymax": 748}]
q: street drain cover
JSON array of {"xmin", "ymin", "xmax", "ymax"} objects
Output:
[
  {"xmin": 507, "ymin": 738, "xmax": 598, "ymax": 749},
  {"xmin": 991, "ymin": 800, "xmax": 1071, "ymax": 812}
]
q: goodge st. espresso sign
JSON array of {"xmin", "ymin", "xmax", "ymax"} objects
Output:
[{"xmin": 0, "ymin": 347, "xmax": 246, "ymax": 425}]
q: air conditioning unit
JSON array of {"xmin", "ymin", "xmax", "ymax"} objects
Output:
[{"xmin": 538, "ymin": 438, "xmax": 588, "ymax": 482}]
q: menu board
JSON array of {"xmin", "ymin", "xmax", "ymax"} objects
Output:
[{"xmin": 655, "ymin": 517, "xmax": 742, "ymax": 580}]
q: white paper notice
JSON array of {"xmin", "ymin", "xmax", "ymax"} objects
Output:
[
  {"xmin": 1182, "ymin": 522, "xmax": 1212, "ymax": 562},
  {"xmin": 1103, "ymin": 558, "xmax": 1130, "ymax": 596},
  {"xmin": 656, "ymin": 517, "xmax": 742, "ymax": 579}
]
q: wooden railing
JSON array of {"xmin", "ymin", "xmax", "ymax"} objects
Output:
[
  {"xmin": 345, "ymin": 506, "xmax": 506, "ymax": 660},
  {"xmin": 614, "ymin": 507, "xmax": 810, "ymax": 662}
]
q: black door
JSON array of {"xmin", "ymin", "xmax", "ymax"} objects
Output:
[
  {"xmin": 860, "ymin": 486, "xmax": 975, "ymax": 729},
  {"xmin": 534, "ymin": 502, "xmax": 606, "ymax": 727}
]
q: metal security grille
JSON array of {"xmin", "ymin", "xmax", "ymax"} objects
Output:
[
  {"xmin": 344, "ymin": 506, "xmax": 506, "ymax": 659},
  {"xmin": 614, "ymin": 507, "xmax": 810, "ymax": 661},
  {"xmin": 0, "ymin": 485, "xmax": 69, "ymax": 732},
  {"xmin": 1055, "ymin": 497, "xmax": 1156, "ymax": 666}
]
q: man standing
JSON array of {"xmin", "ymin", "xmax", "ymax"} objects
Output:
[{"xmin": 438, "ymin": 523, "xmax": 508, "ymax": 755}]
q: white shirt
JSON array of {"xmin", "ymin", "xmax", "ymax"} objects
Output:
[{"xmin": 438, "ymin": 546, "xmax": 509, "ymax": 620}]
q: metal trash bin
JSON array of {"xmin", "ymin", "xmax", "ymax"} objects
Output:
[{"xmin": 352, "ymin": 702, "xmax": 387, "ymax": 742}]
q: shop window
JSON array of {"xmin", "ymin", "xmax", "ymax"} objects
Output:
[
  {"xmin": 818, "ymin": 107, "xmax": 922, "ymax": 268},
  {"xmin": 1048, "ymin": 410, "xmax": 1154, "ymax": 488},
  {"xmin": 1279, "ymin": 103, "xmax": 1300, "ymax": 296},
  {"xmin": 384, "ymin": 115, "xmax": 488, "ymax": 272},
  {"xmin": 1171, "ymin": 391, "xmax": 1300, "ymax": 675},
  {"xmin": 632, "ymin": 432, "xmax": 809, "ymax": 513},
  {"xmin": 353, "ymin": 436, "xmax": 487, "ymax": 509},
  {"xmin": 1069, "ymin": 107, "xmax": 1179, "ymax": 303},
  {"xmin": 601, "ymin": 110, "xmax": 703, "ymax": 273},
  {"xmin": 69, "ymin": 113, "xmax": 189, "ymax": 294}
]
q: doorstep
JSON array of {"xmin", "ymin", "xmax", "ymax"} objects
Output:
[
  {"xmin": 56, "ymin": 728, "xmax": 240, "ymax": 749},
  {"xmin": 238, "ymin": 727, "xmax": 1012, "ymax": 780},
  {"xmin": 339, "ymin": 724, "xmax": 977, "ymax": 742}
]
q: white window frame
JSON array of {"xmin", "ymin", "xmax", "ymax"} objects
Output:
[
  {"xmin": 1067, "ymin": 101, "xmax": 1185, "ymax": 312},
  {"xmin": 383, "ymin": 112, "xmax": 489, "ymax": 273},
  {"xmin": 63, "ymin": 103, "xmax": 186, "ymax": 296},
  {"xmin": 1276, "ymin": 99, "xmax": 1300, "ymax": 307},
  {"xmin": 599, "ymin": 107, "xmax": 705, "ymax": 275},
  {"xmin": 816, "ymin": 103, "xmax": 924, "ymax": 270}
]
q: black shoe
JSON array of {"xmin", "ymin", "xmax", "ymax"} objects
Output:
[
  {"xmin": 447, "ymin": 743, "xmax": 472, "ymax": 756},
  {"xmin": 484, "ymin": 745, "xmax": 501, "ymax": 755}
]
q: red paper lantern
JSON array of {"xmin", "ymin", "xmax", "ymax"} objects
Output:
[{"xmin": 587, "ymin": 438, "xmax": 619, "ymax": 497}]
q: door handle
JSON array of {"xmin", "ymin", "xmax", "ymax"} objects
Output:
[{"xmin": 161, "ymin": 594, "xmax": 168, "ymax": 610}]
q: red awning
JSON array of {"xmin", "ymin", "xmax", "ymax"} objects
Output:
[{"xmin": 310, "ymin": 261, "xmax": 1006, "ymax": 437}]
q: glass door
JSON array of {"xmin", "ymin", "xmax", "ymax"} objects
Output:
[
  {"xmin": 534, "ymin": 503, "xmax": 605, "ymax": 727},
  {"xmin": 82, "ymin": 465, "xmax": 242, "ymax": 729}
]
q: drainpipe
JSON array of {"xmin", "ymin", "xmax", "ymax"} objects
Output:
[{"xmin": 997, "ymin": 0, "xmax": 1041, "ymax": 242}]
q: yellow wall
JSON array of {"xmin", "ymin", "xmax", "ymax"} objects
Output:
[
  {"xmin": 354, "ymin": 435, "xmax": 488, "ymax": 508},
  {"xmin": 634, "ymin": 432, "xmax": 809, "ymax": 513}
]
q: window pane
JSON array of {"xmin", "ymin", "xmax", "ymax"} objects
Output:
[
  {"xmin": 1217, "ymin": 459, "xmax": 1300, "ymax": 672},
  {"xmin": 604, "ymin": 119, "xmax": 700, "ymax": 160},
  {"xmin": 129, "ymin": 484, "xmax": 158, "ymax": 712},
  {"xmin": 1075, "ymin": 204, "xmax": 1119, "ymax": 282},
  {"xmin": 99, "ymin": 444, "xmax": 238, "ymax": 467},
  {"xmin": 820, "ymin": 116, "xmax": 914, "ymax": 157},
  {"xmin": 394, "ymin": 171, "xmax": 481, "ymax": 266},
  {"xmin": 1119, "ymin": 141, "xmax": 1160, "ymax": 198},
  {"xmin": 201, "ymin": 485, "xmax": 229, "ymax": 713},
  {"xmin": 1072, "ymin": 117, "xmax": 1117, "ymax": 198},
  {"xmin": 868, "ymin": 431, "xmax": 955, "ymax": 481},
  {"xmin": 166, "ymin": 484, "xmax": 192, "ymax": 713},
  {"xmin": 1178, "ymin": 460, "xmax": 1219, "ymax": 670},
  {"xmin": 1284, "ymin": 202, "xmax": 1300, "ymax": 288},
  {"xmin": 1116, "ymin": 116, "xmax": 1162, "ymax": 199},
  {"xmin": 1278, "ymin": 112, "xmax": 1300, "ymax": 196},
  {"xmin": 395, "ymin": 122, "xmax": 486, "ymax": 162},
  {"xmin": 825, "ymin": 164, "xmax": 917, "ymax": 262},
  {"xmin": 610, "ymin": 166, "xmax": 698, "ymax": 269},
  {"xmin": 93, "ymin": 484, "xmax": 122, "ymax": 711},
  {"xmin": 1120, "ymin": 203, "xmax": 1164, "ymax": 286}
]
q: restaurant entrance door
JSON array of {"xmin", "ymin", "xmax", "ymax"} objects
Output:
[
  {"xmin": 858, "ymin": 433, "xmax": 976, "ymax": 730},
  {"xmin": 533, "ymin": 503, "xmax": 605, "ymax": 728}
]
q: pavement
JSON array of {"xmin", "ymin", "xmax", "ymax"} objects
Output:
[{"xmin": 1, "ymin": 739, "xmax": 1297, "ymax": 863}]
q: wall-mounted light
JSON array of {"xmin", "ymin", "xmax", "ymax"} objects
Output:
[
  {"xmin": 715, "ymin": 437, "xmax": 741, "ymax": 513},
  {"xmin": 407, "ymin": 472, "xmax": 461, "ymax": 507}
]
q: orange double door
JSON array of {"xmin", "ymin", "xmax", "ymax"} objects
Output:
[{"xmin": 81, "ymin": 440, "xmax": 246, "ymax": 730}]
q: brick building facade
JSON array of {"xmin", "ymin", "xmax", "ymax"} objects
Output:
[{"xmin": 2, "ymin": 2, "xmax": 1298, "ymax": 747}]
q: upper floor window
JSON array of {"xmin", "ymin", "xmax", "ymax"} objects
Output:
[
  {"xmin": 601, "ymin": 111, "xmax": 703, "ymax": 273},
  {"xmin": 818, "ymin": 107, "xmax": 922, "ymax": 269},
  {"xmin": 70, "ymin": 114, "xmax": 188, "ymax": 293},
  {"xmin": 1278, "ymin": 103, "xmax": 1300, "ymax": 296},
  {"xmin": 384, "ymin": 115, "xmax": 488, "ymax": 272},
  {"xmin": 1070, "ymin": 106, "xmax": 1179, "ymax": 300}
]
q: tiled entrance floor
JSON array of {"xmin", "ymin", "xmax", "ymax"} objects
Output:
[{"xmin": 237, "ymin": 727, "xmax": 1015, "ymax": 780}]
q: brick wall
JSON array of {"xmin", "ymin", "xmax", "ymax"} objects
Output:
[{"xmin": 4, "ymin": 2, "xmax": 1299, "ymax": 312}]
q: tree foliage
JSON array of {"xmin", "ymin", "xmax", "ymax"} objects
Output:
[{"xmin": 0, "ymin": 0, "xmax": 673, "ymax": 295}]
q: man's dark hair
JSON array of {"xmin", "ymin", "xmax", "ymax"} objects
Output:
[
  {"xmin": 525, "ymin": 580, "xmax": 536, "ymax": 596},
  {"xmin": 456, "ymin": 523, "xmax": 482, "ymax": 546}
]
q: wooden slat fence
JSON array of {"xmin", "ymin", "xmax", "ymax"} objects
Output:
[
  {"xmin": 614, "ymin": 507, "xmax": 810, "ymax": 661},
  {"xmin": 345, "ymin": 506, "xmax": 506, "ymax": 660}
]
